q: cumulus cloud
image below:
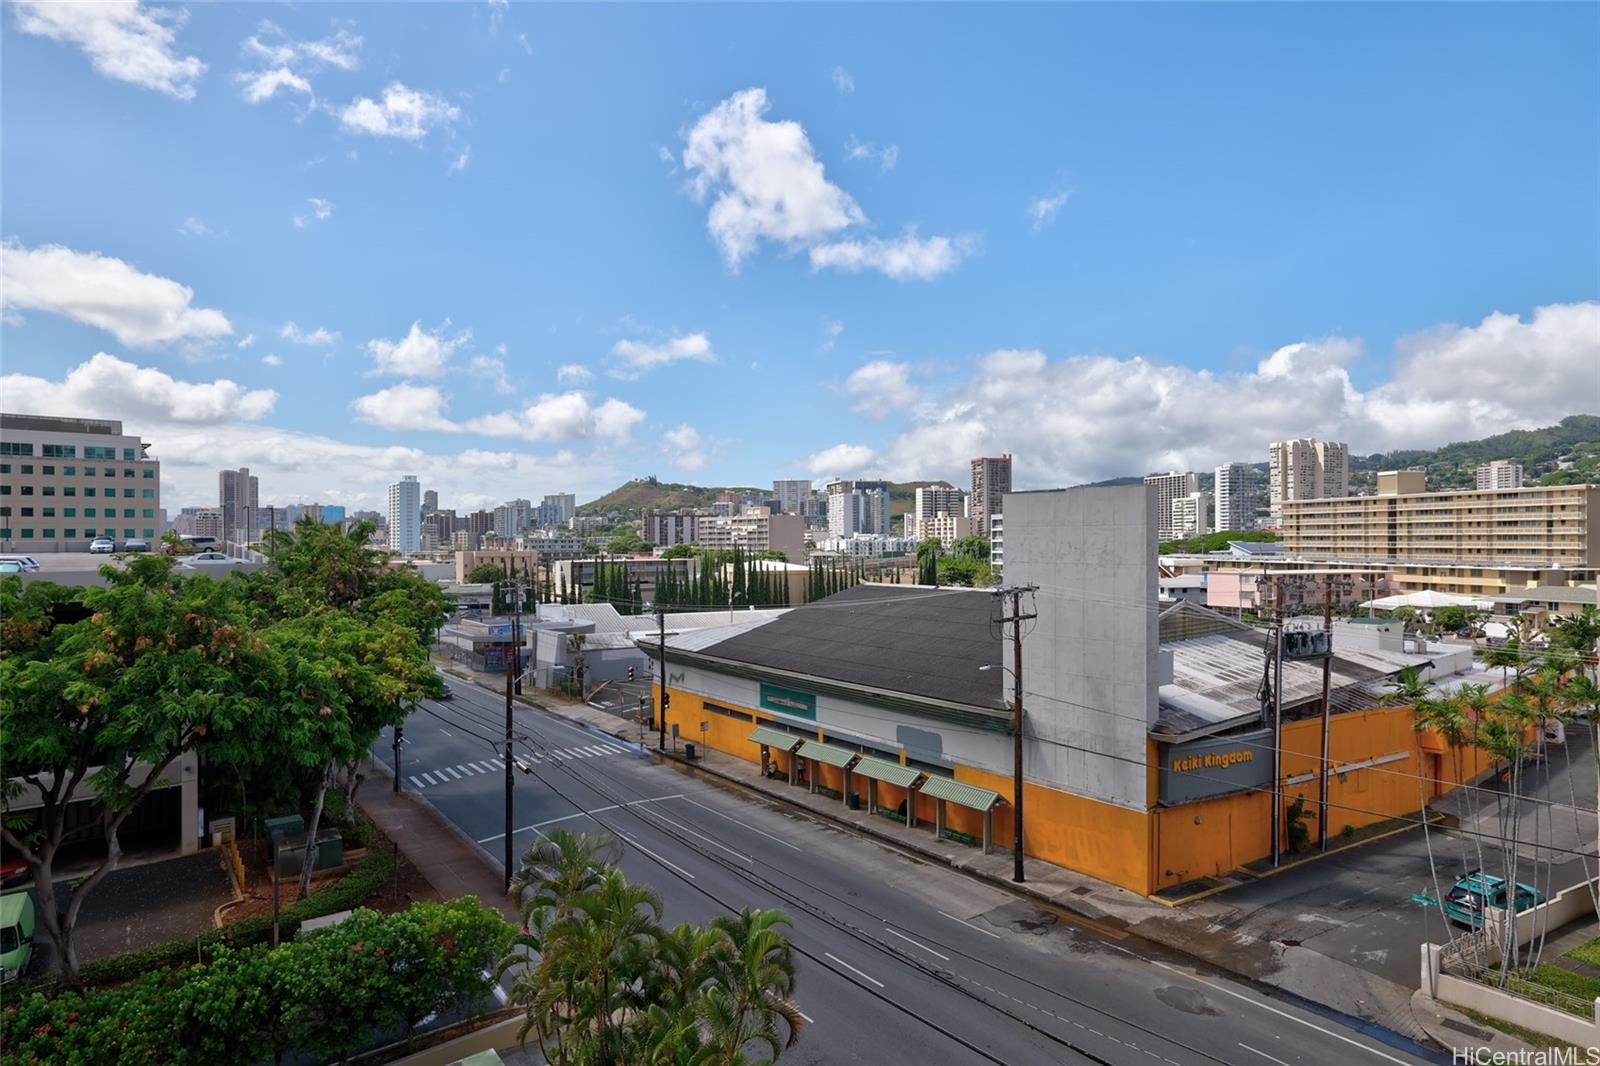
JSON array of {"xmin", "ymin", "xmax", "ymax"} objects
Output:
[
  {"xmin": 682, "ymin": 88, "xmax": 865, "ymax": 269},
  {"xmin": 809, "ymin": 231, "xmax": 968, "ymax": 281},
  {"xmin": 0, "ymin": 240, "xmax": 231, "ymax": 347},
  {"xmin": 1029, "ymin": 191, "xmax": 1070, "ymax": 230},
  {"xmin": 468, "ymin": 353, "xmax": 514, "ymax": 394},
  {"xmin": 236, "ymin": 22, "xmax": 360, "ymax": 104},
  {"xmin": 557, "ymin": 364, "xmax": 593, "ymax": 384},
  {"xmin": 844, "ymin": 135, "xmax": 898, "ymax": 172},
  {"xmin": 610, "ymin": 332, "xmax": 716, "ymax": 376},
  {"xmin": 176, "ymin": 217, "xmax": 212, "ymax": 238},
  {"xmin": 280, "ymin": 321, "xmax": 340, "ymax": 346},
  {"xmin": 805, "ymin": 442, "xmax": 878, "ymax": 476},
  {"xmin": 663, "ymin": 424, "xmax": 706, "ymax": 471},
  {"xmin": 339, "ymin": 83, "xmax": 460, "ymax": 140},
  {"xmin": 869, "ymin": 302, "xmax": 1600, "ymax": 489},
  {"xmin": 236, "ymin": 333, "xmax": 255, "ymax": 349},
  {"xmin": 830, "ymin": 66, "xmax": 854, "ymax": 94},
  {"xmin": 367, "ymin": 320, "xmax": 470, "ymax": 377},
  {"xmin": 261, "ymin": 353, "xmax": 282, "ymax": 367},
  {"xmin": 352, "ymin": 383, "xmax": 457, "ymax": 432},
  {"xmin": 465, "ymin": 392, "xmax": 646, "ymax": 444},
  {"xmin": 841, "ymin": 360, "xmax": 920, "ymax": 418},
  {"xmin": 12, "ymin": 0, "xmax": 205, "ymax": 99},
  {"xmin": 0, "ymin": 353, "xmax": 276, "ymax": 424},
  {"xmin": 820, "ymin": 319, "xmax": 844, "ymax": 352}
]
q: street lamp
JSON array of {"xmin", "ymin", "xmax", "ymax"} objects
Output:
[{"xmin": 979, "ymin": 663, "xmax": 1025, "ymax": 883}]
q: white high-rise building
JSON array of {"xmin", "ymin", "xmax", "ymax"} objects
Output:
[
  {"xmin": 1143, "ymin": 471, "xmax": 1199, "ymax": 541},
  {"xmin": 970, "ymin": 454, "xmax": 1012, "ymax": 539},
  {"xmin": 1213, "ymin": 462, "xmax": 1259, "ymax": 532},
  {"xmin": 908, "ymin": 485, "xmax": 969, "ymax": 541},
  {"xmin": 541, "ymin": 493, "xmax": 576, "ymax": 526},
  {"xmin": 1268, "ymin": 438, "xmax": 1349, "ymax": 517},
  {"xmin": 387, "ymin": 475, "xmax": 422, "ymax": 554},
  {"xmin": 1475, "ymin": 460, "xmax": 1524, "ymax": 490},
  {"xmin": 772, "ymin": 479, "xmax": 812, "ymax": 515},
  {"xmin": 494, "ymin": 498, "xmax": 533, "ymax": 538},
  {"xmin": 1170, "ymin": 491, "xmax": 1212, "ymax": 540},
  {"xmin": 218, "ymin": 467, "xmax": 259, "ymax": 542}
]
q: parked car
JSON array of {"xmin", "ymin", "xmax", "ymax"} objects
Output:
[
  {"xmin": 1441, "ymin": 870, "xmax": 1545, "ymax": 927},
  {"xmin": 0, "ymin": 856, "xmax": 28, "ymax": 889},
  {"xmin": 0, "ymin": 890, "xmax": 34, "ymax": 985},
  {"xmin": 122, "ymin": 539, "xmax": 150, "ymax": 553},
  {"xmin": 183, "ymin": 551, "xmax": 234, "ymax": 565},
  {"xmin": 0, "ymin": 555, "xmax": 40, "ymax": 572},
  {"xmin": 0, "ymin": 562, "xmax": 22, "ymax": 574},
  {"xmin": 179, "ymin": 534, "xmax": 218, "ymax": 549},
  {"xmin": 89, "ymin": 538, "xmax": 116, "ymax": 554}
]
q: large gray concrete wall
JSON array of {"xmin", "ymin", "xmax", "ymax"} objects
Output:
[{"xmin": 1000, "ymin": 486, "xmax": 1156, "ymax": 810}]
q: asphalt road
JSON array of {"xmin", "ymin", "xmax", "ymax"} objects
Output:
[{"xmin": 377, "ymin": 674, "xmax": 1444, "ymax": 1066}]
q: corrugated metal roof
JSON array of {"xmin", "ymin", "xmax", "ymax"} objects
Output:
[
  {"xmin": 748, "ymin": 725, "xmax": 804, "ymax": 750},
  {"xmin": 850, "ymin": 756, "xmax": 922, "ymax": 788},
  {"xmin": 919, "ymin": 775, "xmax": 1003, "ymax": 811},
  {"xmin": 797, "ymin": 739, "xmax": 857, "ymax": 767}
]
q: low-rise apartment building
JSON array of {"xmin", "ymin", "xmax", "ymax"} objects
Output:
[{"xmin": 0, "ymin": 413, "xmax": 162, "ymax": 552}]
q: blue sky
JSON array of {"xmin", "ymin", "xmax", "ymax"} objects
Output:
[{"xmin": 2, "ymin": 1, "xmax": 1596, "ymax": 512}]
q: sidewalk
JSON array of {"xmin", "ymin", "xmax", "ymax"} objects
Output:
[{"xmin": 357, "ymin": 775, "xmax": 521, "ymax": 925}]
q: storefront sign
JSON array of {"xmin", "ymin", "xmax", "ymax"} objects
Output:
[
  {"xmin": 759, "ymin": 684, "xmax": 816, "ymax": 720},
  {"xmin": 1159, "ymin": 729, "xmax": 1272, "ymax": 805}
]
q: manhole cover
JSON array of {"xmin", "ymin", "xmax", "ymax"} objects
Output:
[
  {"xmin": 1155, "ymin": 985, "xmax": 1221, "ymax": 1016},
  {"xmin": 1441, "ymin": 1018, "xmax": 1493, "ymax": 1040}
]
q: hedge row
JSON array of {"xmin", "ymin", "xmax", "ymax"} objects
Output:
[{"xmin": 25, "ymin": 845, "xmax": 393, "ymax": 993}]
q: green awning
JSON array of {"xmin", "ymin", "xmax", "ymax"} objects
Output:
[
  {"xmin": 797, "ymin": 740, "xmax": 858, "ymax": 768},
  {"xmin": 918, "ymin": 775, "xmax": 1004, "ymax": 812},
  {"xmin": 850, "ymin": 756, "xmax": 922, "ymax": 789},
  {"xmin": 749, "ymin": 725, "xmax": 804, "ymax": 751}
]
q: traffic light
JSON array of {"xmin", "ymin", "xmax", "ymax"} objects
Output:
[
  {"xmin": 661, "ymin": 690, "xmax": 671, "ymax": 710},
  {"xmin": 627, "ymin": 666, "xmax": 636, "ymax": 682}
]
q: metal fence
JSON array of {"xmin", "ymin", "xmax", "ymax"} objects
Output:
[{"xmin": 1442, "ymin": 936, "xmax": 1595, "ymax": 1019}]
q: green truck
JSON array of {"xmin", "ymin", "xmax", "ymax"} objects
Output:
[{"xmin": 0, "ymin": 890, "xmax": 35, "ymax": 984}]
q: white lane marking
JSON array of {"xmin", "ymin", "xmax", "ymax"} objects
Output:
[
  {"xmin": 552, "ymin": 749, "xmax": 572, "ymax": 760},
  {"xmin": 581, "ymin": 745, "xmax": 610, "ymax": 757},
  {"xmin": 614, "ymin": 830, "xmax": 696, "ymax": 879},
  {"xmin": 599, "ymin": 744, "xmax": 626, "ymax": 754},
  {"xmin": 443, "ymin": 767, "xmax": 463, "ymax": 780},
  {"xmin": 491, "ymin": 758, "xmax": 506, "ymax": 769},
  {"xmin": 1149, "ymin": 959, "xmax": 1410, "ymax": 1065},
  {"xmin": 883, "ymin": 925, "xmax": 950, "ymax": 961},
  {"xmin": 938, "ymin": 910, "xmax": 1002, "ymax": 939},
  {"xmin": 438, "ymin": 728, "xmax": 453, "ymax": 737},
  {"xmin": 455, "ymin": 764, "xmax": 475, "ymax": 776},
  {"xmin": 468, "ymin": 761, "xmax": 491, "ymax": 773},
  {"xmin": 683, "ymin": 797, "xmax": 803, "ymax": 852},
  {"xmin": 823, "ymin": 952, "xmax": 884, "ymax": 988},
  {"xmin": 477, "ymin": 794, "xmax": 684, "ymax": 843},
  {"xmin": 1239, "ymin": 1045, "xmax": 1292, "ymax": 1066},
  {"xmin": 636, "ymin": 805, "xmax": 752, "ymax": 862},
  {"xmin": 587, "ymin": 701, "xmax": 606, "ymax": 709},
  {"xmin": 798, "ymin": 1009, "xmax": 815, "ymax": 1024},
  {"xmin": 408, "ymin": 775, "xmax": 427, "ymax": 789},
  {"xmin": 421, "ymin": 772, "xmax": 439, "ymax": 785}
]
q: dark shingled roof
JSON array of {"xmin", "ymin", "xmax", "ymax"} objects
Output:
[{"xmin": 698, "ymin": 584, "xmax": 1005, "ymax": 710}]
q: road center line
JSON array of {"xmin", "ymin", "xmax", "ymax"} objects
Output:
[
  {"xmin": 635, "ymin": 805, "xmax": 752, "ymax": 862},
  {"xmin": 797, "ymin": 1009, "xmax": 816, "ymax": 1024},
  {"xmin": 938, "ymin": 910, "xmax": 1003, "ymax": 939},
  {"xmin": 683, "ymin": 797, "xmax": 803, "ymax": 851},
  {"xmin": 823, "ymin": 952, "xmax": 884, "ymax": 988},
  {"xmin": 1149, "ymin": 959, "xmax": 1410, "ymax": 1065},
  {"xmin": 1238, "ymin": 1044, "xmax": 1292, "ymax": 1066},
  {"xmin": 614, "ymin": 830, "xmax": 696, "ymax": 879},
  {"xmin": 438, "ymin": 728, "xmax": 452, "ymax": 737},
  {"xmin": 883, "ymin": 925, "xmax": 950, "ymax": 961},
  {"xmin": 476, "ymin": 794, "xmax": 686, "ymax": 844}
]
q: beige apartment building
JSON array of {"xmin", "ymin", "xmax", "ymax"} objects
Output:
[
  {"xmin": 1281, "ymin": 470, "xmax": 1598, "ymax": 596},
  {"xmin": 695, "ymin": 508, "xmax": 806, "ymax": 563},
  {"xmin": 0, "ymin": 413, "xmax": 161, "ymax": 552},
  {"xmin": 1268, "ymin": 437, "xmax": 1348, "ymax": 518}
]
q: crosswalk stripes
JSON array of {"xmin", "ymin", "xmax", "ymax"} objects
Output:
[{"xmin": 408, "ymin": 742, "xmax": 628, "ymax": 788}]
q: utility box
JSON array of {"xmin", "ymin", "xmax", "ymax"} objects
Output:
[
  {"xmin": 274, "ymin": 830, "xmax": 344, "ymax": 875},
  {"xmin": 264, "ymin": 815, "xmax": 305, "ymax": 860}
]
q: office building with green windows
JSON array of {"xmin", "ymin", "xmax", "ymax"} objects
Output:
[{"xmin": 0, "ymin": 413, "xmax": 161, "ymax": 553}]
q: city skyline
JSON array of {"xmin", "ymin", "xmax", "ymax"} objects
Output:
[{"xmin": 1, "ymin": 3, "xmax": 1596, "ymax": 511}]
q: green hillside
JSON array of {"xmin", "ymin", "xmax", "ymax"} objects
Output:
[
  {"xmin": 579, "ymin": 477, "xmax": 958, "ymax": 517},
  {"xmin": 1348, "ymin": 414, "xmax": 1599, "ymax": 491}
]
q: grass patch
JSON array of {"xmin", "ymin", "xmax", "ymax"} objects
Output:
[
  {"xmin": 1522, "ymin": 963, "xmax": 1600, "ymax": 1004},
  {"xmin": 1564, "ymin": 935, "xmax": 1600, "ymax": 968},
  {"xmin": 1447, "ymin": 1004, "xmax": 1589, "ymax": 1054}
]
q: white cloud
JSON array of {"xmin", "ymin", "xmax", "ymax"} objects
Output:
[
  {"xmin": 830, "ymin": 66, "xmax": 855, "ymax": 94},
  {"xmin": 663, "ymin": 424, "xmax": 706, "ymax": 471},
  {"xmin": 0, "ymin": 240, "xmax": 231, "ymax": 347},
  {"xmin": 0, "ymin": 353, "xmax": 275, "ymax": 424},
  {"xmin": 12, "ymin": 0, "xmax": 205, "ymax": 99},
  {"xmin": 557, "ymin": 364, "xmax": 592, "ymax": 384},
  {"xmin": 805, "ymin": 442, "xmax": 878, "ymax": 476},
  {"xmin": 820, "ymin": 319, "xmax": 844, "ymax": 352},
  {"xmin": 176, "ymin": 216, "xmax": 212, "ymax": 238},
  {"xmin": 468, "ymin": 353, "xmax": 514, "ymax": 394},
  {"xmin": 261, "ymin": 353, "xmax": 282, "ymax": 367},
  {"xmin": 339, "ymin": 83, "xmax": 460, "ymax": 140},
  {"xmin": 447, "ymin": 146, "xmax": 471, "ymax": 175},
  {"xmin": 809, "ymin": 231, "xmax": 968, "ymax": 281},
  {"xmin": 366, "ymin": 320, "xmax": 470, "ymax": 377},
  {"xmin": 610, "ymin": 332, "xmax": 716, "ymax": 376},
  {"xmin": 352, "ymin": 383, "xmax": 458, "ymax": 432},
  {"xmin": 1030, "ymin": 191, "xmax": 1070, "ymax": 230},
  {"xmin": 239, "ymin": 66, "xmax": 311, "ymax": 103},
  {"xmin": 236, "ymin": 22, "xmax": 360, "ymax": 104},
  {"xmin": 486, "ymin": 0, "xmax": 509, "ymax": 31},
  {"xmin": 517, "ymin": 32, "xmax": 532, "ymax": 56},
  {"xmin": 280, "ymin": 321, "xmax": 340, "ymax": 346},
  {"xmin": 292, "ymin": 197, "xmax": 334, "ymax": 228},
  {"xmin": 682, "ymin": 88, "xmax": 865, "ymax": 269},
  {"xmin": 236, "ymin": 333, "xmax": 255, "ymax": 349},
  {"xmin": 869, "ymin": 302, "xmax": 1600, "ymax": 489},
  {"xmin": 465, "ymin": 392, "xmax": 646, "ymax": 444},
  {"xmin": 841, "ymin": 360, "xmax": 920, "ymax": 418},
  {"xmin": 844, "ymin": 135, "xmax": 898, "ymax": 172}
]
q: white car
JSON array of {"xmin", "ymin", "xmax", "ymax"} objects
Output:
[
  {"xmin": 0, "ymin": 556, "xmax": 40, "ymax": 572},
  {"xmin": 183, "ymin": 551, "xmax": 234, "ymax": 565},
  {"xmin": 89, "ymin": 538, "xmax": 116, "ymax": 554}
]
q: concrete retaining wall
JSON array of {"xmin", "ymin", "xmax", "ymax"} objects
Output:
[
  {"xmin": 1485, "ymin": 876, "xmax": 1599, "ymax": 951},
  {"xmin": 1422, "ymin": 943, "xmax": 1600, "ymax": 1048},
  {"xmin": 374, "ymin": 1014, "xmax": 526, "ymax": 1066}
]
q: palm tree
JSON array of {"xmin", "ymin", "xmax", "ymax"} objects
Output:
[
  {"xmin": 509, "ymin": 828, "xmax": 617, "ymax": 915},
  {"xmin": 699, "ymin": 908, "xmax": 805, "ymax": 1066},
  {"xmin": 1548, "ymin": 605, "xmax": 1600, "ymax": 666},
  {"xmin": 1381, "ymin": 665, "xmax": 1433, "ymax": 707},
  {"xmin": 1482, "ymin": 635, "xmax": 1523, "ymax": 689}
]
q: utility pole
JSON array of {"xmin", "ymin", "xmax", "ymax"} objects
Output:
[
  {"xmin": 993, "ymin": 584, "xmax": 1037, "ymax": 884},
  {"xmin": 392, "ymin": 724, "xmax": 403, "ymax": 794},
  {"xmin": 1318, "ymin": 580, "xmax": 1334, "ymax": 851},
  {"xmin": 656, "ymin": 606, "xmax": 668, "ymax": 752},
  {"xmin": 502, "ymin": 575, "xmax": 524, "ymax": 896},
  {"xmin": 1270, "ymin": 590, "xmax": 1285, "ymax": 868}
]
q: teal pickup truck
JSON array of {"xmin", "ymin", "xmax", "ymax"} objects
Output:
[
  {"xmin": 1441, "ymin": 870, "xmax": 1544, "ymax": 928},
  {"xmin": 0, "ymin": 890, "xmax": 35, "ymax": 984}
]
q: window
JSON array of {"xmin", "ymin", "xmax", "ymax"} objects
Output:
[
  {"xmin": 19, "ymin": 529, "xmax": 31, "ymax": 539},
  {"xmin": 142, "ymin": 468, "xmax": 155, "ymax": 479},
  {"xmin": 0, "ymin": 464, "xmax": 7, "ymax": 474},
  {"xmin": 705, "ymin": 702, "xmax": 755, "ymax": 723},
  {"xmin": 19, "ymin": 508, "xmax": 32, "ymax": 517},
  {"xmin": 142, "ymin": 489, "xmax": 154, "ymax": 498},
  {"xmin": 42, "ymin": 444, "xmax": 75, "ymax": 458},
  {"xmin": 42, "ymin": 486, "xmax": 54, "ymax": 496},
  {"xmin": 123, "ymin": 468, "xmax": 135, "ymax": 478},
  {"xmin": 63, "ymin": 487, "xmax": 74, "ymax": 497},
  {"xmin": 42, "ymin": 508, "xmax": 54, "ymax": 518},
  {"xmin": 42, "ymin": 466, "xmax": 53, "ymax": 476},
  {"xmin": 19, "ymin": 486, "xmax": 31, "ymax": 496},
  {"xmin": 0, "ymin": 442, "xmax": 32, "ymax": 456},
  {"xmin": 0, "ymin": 486, "xmax": 8, "ymax": 496},
  {"xmin": 82, "ymin": 527, "xmax": 94, "ymax": 536},
  {"xmin": 84, "ymin": 488, "xmax": 95, "ymax": 497},
  {"xmin": 0, "ymin": 508, "xmax": 7, "ymax": 517},
  {"xmin": 123, "ymin": 488, "xmax": 134, "ymax": 498},
  {"xmin": 41, "ymin": 529, "xmax": 54, "ymax": 539},
  {"xmin": 142, "ymin": 529, "xmax": 155, "ymax": 538},
  {"xmin": 142, "ymin": 509, "xmax": 154, "ymax": 519},
  {"xmin": 124, "ymin": 528, "xmax": 135, "ymax": 538},
  {"xmin": 122, "ymin": 448, "xmax": 135, "ymax": 461},
  {"xmin": 84, "ymin": 446, "xmax": 115, "ymax": 460},
  {"xmin": 19, "ymin": 465, "xmax": 32, "ymax": 474},
  {"xmin": 0, "ymin": 529, "xmax": 8, "ymax": 539},
  {"xmin": 63, "ymin": 466, "xmax": 75, "ymax": 476},
  {"xmin": 63, "ymin": 529, "xmax": 75, "ymax": 539},
  {"xmin": 63, "ymin": 508, "xmax": 74, "ymax": 517},
  {"xmin": 103, "ymin": 467, "xmax": 116, "ymax": 478},
  {"xmin": 84, "ymin": 508, "xmax": 96, "ymax": 517},
  {"xmin": 122, "ymin": 508, "xmax": 134, "ymax": 518}
]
